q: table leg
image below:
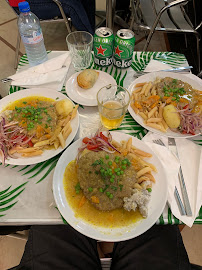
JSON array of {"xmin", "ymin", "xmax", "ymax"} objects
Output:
[{"xmin": 106, "ymin": 0, "xmax": 115, "ymax": 29}]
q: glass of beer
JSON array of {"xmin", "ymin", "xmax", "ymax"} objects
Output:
[{"xmin": 97, "ymin": 85, "xmax": 130, "ymax": 129}]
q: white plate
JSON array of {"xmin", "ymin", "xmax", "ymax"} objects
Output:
[
  {"xmin": 128, "ymin": 72, "xmax": 202, "ymax": 138},
  {"xmin": 53, "ymin": 131, "xmax": 168, "ymax": 241},
  {"xmin": 0, "ymin": 88, "xmax": 79, "ymax": 165},
  {"xmin": 65, "ymin": 70, "xmax": 117, "ymax": 106}
]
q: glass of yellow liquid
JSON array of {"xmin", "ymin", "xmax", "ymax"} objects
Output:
[{"xmin": 97, "ymin": 84, "xmax": 130, "ymax": 129}]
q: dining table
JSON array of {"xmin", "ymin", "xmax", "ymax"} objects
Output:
[{"xmin": 0, "ymin": 50, "xmax": 202, "ymax": 226}]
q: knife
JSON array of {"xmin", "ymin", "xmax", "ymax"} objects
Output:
[
  {"xmin": 168, "ymin": 138, "xmax": 192, "ymax": 216},
  {"xmin": 151, "ymin": 66, "xmax": 193, "ymax": 73},
  {"xmin": 133, "ymin": 66, "xmax": 193, "ymax": 77}
]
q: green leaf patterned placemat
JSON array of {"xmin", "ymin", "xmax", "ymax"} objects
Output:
[{"xmin": 1, "ymin": 51, "xmax": 201, "ymax": 225}]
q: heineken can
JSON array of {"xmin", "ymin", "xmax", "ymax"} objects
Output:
[
  {"xmin": 113, "ymin": 29, "xmax": 135, "ymax": 68},
  {"xmin": 93, "ymin": 27, "xmax": 114, "ymax": 66}
]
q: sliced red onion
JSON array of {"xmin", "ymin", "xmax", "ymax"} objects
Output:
[
  {"xmin": 0, "ymin": 117, "xmax": 33, "ymax": 163},
  {"xmin": 100, "ymin": 147, "xmax": 116, "ymax": 153},
  {"xmin": 77, "ymin": 130, "xmax": 121, "ymax": 162},
  {"xmin": 4, "ymin": 121, "xmax": 19, "ymax": 128},
  {"xmin": 176, "ymin": 104, "xmax": 202, "ymax": 134}
]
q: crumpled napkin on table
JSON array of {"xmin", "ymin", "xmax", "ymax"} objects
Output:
[
  {"xmin": 9, "ymin": 52, "xmax": 71, "ymax": 91},
  {"xmin": 144, "ymin": 59, "xmax": 173, "ymax": 72},
  {"xmin": 142, "ymin": 132, "xmax": 202, "ymax": 227}
]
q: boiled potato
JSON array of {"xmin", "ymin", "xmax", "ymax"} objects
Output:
[
  {"xmin": 163, "ymin": 104, "xmax": 181, "ymax": 129},
  {"xmin": 55, "ymin": 99, "xmax": 73, "ymax": 117}
]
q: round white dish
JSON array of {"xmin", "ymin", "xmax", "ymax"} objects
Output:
[
  {"xmin": 65, "ymin": 70, "xmax": 117, "ymax": 106},
  {"xmin": 0, "ymin": 88, "xmax": 79, "ymax": 165},
  {"xmin": 53, "ymin": 131, "xmax": 168, "ymax": 241},
  {"xmin": 128, "ymin": 72, "xmax": 202, "ymax": 138}
]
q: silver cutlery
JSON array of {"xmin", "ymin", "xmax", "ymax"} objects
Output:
[
  {"xmin": 133, "ymin": 66, "xmax": 193, "ymax": 77},
  {"xmin": 168, "ymin": 137, "xmax": 192, "ymax": 216},
  {"xmin": 174, "ymin": 186, "xmax": 186, "ymax": 216},
  {"xmin": 153, "ymin": 139, "xmax": 186, "ymax": 216}
]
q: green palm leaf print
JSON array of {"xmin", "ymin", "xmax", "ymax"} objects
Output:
[
  {"xmin": 131, "ymin": 51, "xmax": 186, "ymax": 71},
  {"xmin": 0, "ymin": 182, "xmax": 28, "ymax": 216}
]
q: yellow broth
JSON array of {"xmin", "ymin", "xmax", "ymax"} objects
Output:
[{"xmin": 63, "ymin": 160, "xmax": 143, "ymax": 228}]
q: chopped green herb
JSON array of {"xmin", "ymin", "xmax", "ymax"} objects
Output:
[
  {"xmin": 89, "ymin": 171, "xmax": 92, "ymax": 174},
  {"xmin": 47, "ymin": 116, "xmax": 52, "ymax": 122},
  {"xmin": 99, "ymin": 188, "xmax": 103, "ymax": 193},
  {"xmin": 75, "ymin": 182, "xmax": 81, "ymax": 194},
  {"xmin": 103, "ymin": 185, "xmax": 109, "ymax": 192},
  {"xmin": 172, "ymin": 79, "xmax": 177, "ymax": 84},
  {"xmin": 147, "ymin": 188, "xmax": 152, "ymax": 192},
  {"xmin": 88, "ymin": 187, "xmax": 93, "ymax": 192},
  {"xmin": 105, "ymin": 155, "xmax": 109, "ymax": 159},
  {"xmin": 56, "ymin": 97, "xmax": 59, "ymax": 100},
  {"xmin": 23, "ymin": 101, "xmax": 27, "ymax": 104},
  {"xmin": 110, "ymin": 178, "xmax": 114, "ymax": 183},
  {"xmin": 92, "ymin": 159, "xmax": 103, "ymax": 166},
  {"xmin": 109, "ymin": 193, "xmax": 113, "ymax": 199},
  {"xmin": 119, "ymin": 184, "xmax": 123, "ymax": 191}
]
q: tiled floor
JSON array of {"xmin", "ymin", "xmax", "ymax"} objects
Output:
[{"xmin": 0, "ymin": 2, "xmax": 202, "ymax": 270}]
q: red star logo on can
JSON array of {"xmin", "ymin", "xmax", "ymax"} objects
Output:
[
  {"xmin": 96, "ymin": 45, "xmax": 107, "ymax": 56},
  {"xmin": 115, "ymin": 46, "xmax": 123, "ymax": 57}
]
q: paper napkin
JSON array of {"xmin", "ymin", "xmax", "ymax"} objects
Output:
[
  {"xmin": 9, "ymin": 52, "xmax": 71, "ymax": 91},
  {"xmin": 144, "ymin": 59, "xmax": 172, "ymax": 72},
  {"xmin": 142, "ymin": 132, "xmax": 202, "ymax": 227}
]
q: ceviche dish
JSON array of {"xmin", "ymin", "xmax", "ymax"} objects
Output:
[
  {"xmin": 63, "ymin": 131, "xmax": 156, "ymax": 228},
  {"xmin": 0, "ymin": 96, "xmax": 78, "ymax": 165},
  {"xmin": 130, "ymin": 77, "xmax": 202, "ymax": 135}
]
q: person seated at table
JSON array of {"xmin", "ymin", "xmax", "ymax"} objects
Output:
[
  {"xmin": 14, "ymin": 224, "xmax": 193, "ymax": 270},
  {"xmin": 9, "ymin": 0, "xmax": 95, "ymax": 34}
]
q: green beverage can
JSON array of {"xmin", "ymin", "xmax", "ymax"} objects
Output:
[
  {"xmin": 113, "ymin": 29, "xmax": 135, "ymax": 68},
  {"xmin": 93, "ymin": 27, "xmax": 114, "ymax": 66}
]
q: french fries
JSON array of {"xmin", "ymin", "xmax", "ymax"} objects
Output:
[
  {"xmin": 131, "ymin": 78, "xmax": 171, "ymax": 133},
  {"xmin": 112, "ymin": 137, "xmax": 157, "ymax": 190}
]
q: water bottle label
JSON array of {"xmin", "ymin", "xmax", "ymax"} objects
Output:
[{"xmin": 22, "ymin": 29, "xmax": 43, "ymax": 44}]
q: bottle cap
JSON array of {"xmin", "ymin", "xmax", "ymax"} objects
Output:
[{"xmin": 18, "ymin": 1, "xmax": 30, "ymax": 12}]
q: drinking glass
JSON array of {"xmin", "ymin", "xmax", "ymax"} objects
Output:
[
  {"xmin": 97, "ymin": 85, "xmax": 131, "ymax": 129},
  {"xmin": 66, "ymin": 31, "xmax": 93, "ymax": 70}
]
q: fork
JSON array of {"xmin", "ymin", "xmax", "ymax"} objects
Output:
[
  {"xmin": 133, "ymin": 66, "xmax": 193, "ymax": 78},
  {"xmin": 153, "ymin": 139, "xmax": 186, "ymax": 216},
  {"xmin": 168, "ymin": 138, "xmax": 192, "ymax": 217}
]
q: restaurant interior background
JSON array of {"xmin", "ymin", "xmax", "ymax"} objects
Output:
[{"xmin": 0, "ymin": 0, "xmax": 201, "ymax": 269}]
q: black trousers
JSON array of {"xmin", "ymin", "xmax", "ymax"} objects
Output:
[{"xmin": 15, "ymin": 224, "xmax": 191, "ymax": 270}]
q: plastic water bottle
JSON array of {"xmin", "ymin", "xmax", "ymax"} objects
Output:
[{"xmin": 18, "ymin": 1, "xmax": 48, "ymax": 66}]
